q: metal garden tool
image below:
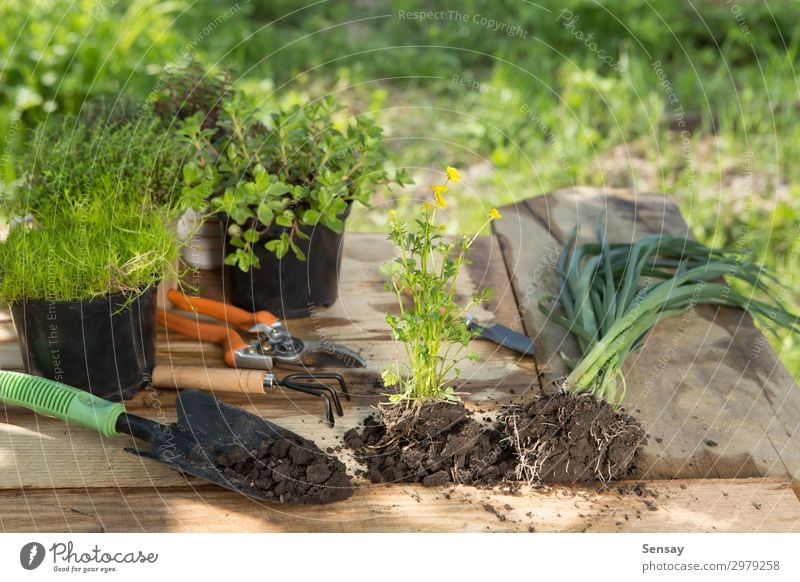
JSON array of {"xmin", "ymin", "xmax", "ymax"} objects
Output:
[
  {"xmin": 464, "ymin": 315, "xmax": 536, "ymax": 356},
  {"xmin": 0, "ymin": 371, "xmax": 315, "ymax": 502},
  {"xmin": 153, "ymin": 366, "xmax": 349, "ymax": 427},
  {"xmin": 159, "ymin": 289, "xmax": 366, "ymax": 369}
]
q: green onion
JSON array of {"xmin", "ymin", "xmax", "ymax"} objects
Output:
[{"xmin": 540, "ymin": 218, "xmax": 800, "ymax": 402}]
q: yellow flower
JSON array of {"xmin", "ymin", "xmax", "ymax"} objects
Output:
[
  {"xmin": 489, "ymin": 207, "xmax": 502, "ymax": 220},
  {"xmin": 431, "ymin": 184, "xmax": 448, "ymax": 208},
  {"xmin": 388, "ymin": 209, "xmax": 397, "ymax": 217},
  {"xmin": 421, "ymin": 202, "xmax": 435, "ymax": 211},
  {"xmin": 446, "ymin": 166, "xmax": 461, "ymax": 183}
]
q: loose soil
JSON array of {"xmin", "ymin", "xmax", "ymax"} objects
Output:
[
  {"xmin": 345, "ymin": 392, "xmax": 645, "ymax": 487},
  {"xmin": 344, "ymin": 400, "xmax": 515, "ymax": 486},
  {"xmin": 501, "ymin": 391, "xmax": 646, "ymax": 484},
  {"xmin": 205, "ymin": 433, "xmax": 353, "ymax": 504}
]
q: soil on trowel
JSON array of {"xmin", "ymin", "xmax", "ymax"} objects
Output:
[
  {"xmin": 200, "ymin": 433, "xmax": 353, "ymax": 505},
  {"xmin": 344, "ymin": 400, "xmax": 515, "ymax": 486},
  {"xmin": 501, "ymin": 390, "xmax": 646, "ymax": 484}
]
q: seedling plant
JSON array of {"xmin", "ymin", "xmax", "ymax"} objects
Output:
[{"xmin": 380, "ymin": 166, "xmax": 503, "ymax": 404}]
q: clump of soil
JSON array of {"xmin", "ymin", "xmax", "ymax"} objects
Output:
[
  {"xmin": 206, "ymin": 433, "xmax": 353, "ymax": 504},
  {"xmin": 501, "ymin": 390, "xmax": 646, "ymax": 484},
  {"xmin": 344, "ymin": 401, "xmax": 515, "ymax": 486}
]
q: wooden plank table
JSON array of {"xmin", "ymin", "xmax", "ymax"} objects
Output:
[{"xmin": 2, "ymin": 204, "xmax": 800, "ymax": 532}]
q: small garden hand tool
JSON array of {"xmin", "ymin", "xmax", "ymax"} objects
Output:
[
  {"xmin": 464, "ymin": 316, "xmax": 536, "ymax": 356},
  {"xmin": 0, "ymin": 371, "xmax": 321, "ymax": 502},
  {"xmin": 153, "ymin": 366, "xmax": 350, "ymax": 427},
  {"xmin": 159, "ymin": 289, "xmax": 366, "ymax": 370}
]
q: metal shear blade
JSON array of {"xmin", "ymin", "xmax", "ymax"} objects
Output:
[{"xmin": 259, "ymin": 337, "xmax": 366, "ymax": 369}]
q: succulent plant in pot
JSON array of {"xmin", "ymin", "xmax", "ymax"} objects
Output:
[
  {"xmin": 0, "ymin": 109, "xmax": 197, "ymax": 400},
  {"xmin": 180, "ymin": 93, "xmax": 409, "ymax": 317}
]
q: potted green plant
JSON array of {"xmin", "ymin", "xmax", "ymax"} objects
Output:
[
  {"xmin": 0, "ymin": 109, "xmax": 197, "ymax": 400},
  {"xmin": 180, "ymin": 92, "xmax": 409, "ymax": 317},
  {"xmin": 344, "ymin": 167, "xmax": 515, "ymax": 485}
]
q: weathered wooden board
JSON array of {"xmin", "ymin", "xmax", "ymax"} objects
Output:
[
  {"xmin": 493, "ymin": 188, "xmax": 800, "ymax": 485},
  {"xmin": 1, "ymin": 478, "xmax": 796, "ymax": 533}
]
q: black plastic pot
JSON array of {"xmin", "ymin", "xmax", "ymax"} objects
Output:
[
  {"xmin": 10, "ymin": 286, "xmax": 158, "ymax": 401},
  {"xmin": 222, "ymin": 206, "xmax": 351, "ymax": 318}
]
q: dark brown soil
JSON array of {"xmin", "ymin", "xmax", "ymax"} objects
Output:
[
  {"xmin": 207, "ymin": 433, "xmax": 353, "ymax": 504},
  {"xmin": 344, "ymin": 400, "xmax": 515, "ymax": 486},
  {"xmin": 501, "ymin": 390, "xmax": 646, "ymax": 484}
]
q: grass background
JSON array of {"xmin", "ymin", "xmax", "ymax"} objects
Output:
[{"xmin": 1, "ymin": 0, "xmax": 798, "ymax": 374}]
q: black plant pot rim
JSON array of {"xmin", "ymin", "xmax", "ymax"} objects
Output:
[
  {"xmin": 217, "ymin": 201, "xmax": 354, "ymax": 262},
  {"xmin": 13, "ymin": 284, "xmax": 159, "ymax": 307}
]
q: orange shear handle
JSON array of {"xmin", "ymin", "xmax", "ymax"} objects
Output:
[
  {"xmin": 167, "ymin": 289, "xmax": 279, "ymax": 329},
  {"xmin": 157, "ymin": 309, "xmax": 247, "ymax": 368}
]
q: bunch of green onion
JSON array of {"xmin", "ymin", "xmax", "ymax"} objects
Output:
[{"xmin": 540, "ymin": 221, "xmax": 800, "ymax": 402}]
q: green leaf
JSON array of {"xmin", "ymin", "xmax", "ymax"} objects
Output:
[
  {"xmin": 266, "ymin": 181, "xmax": 291, "ymax": 197},
  {"xmin": 289, "ymin": 238, "xmax": 306, "ymax": 261},
  {"xmin": 182, "ymin": 162, "xmax": 202, "ymax": 185},
  {"xmin": 275, "ymin": 233, "xmax": 291, "ymax": 259},
  {"xmin": 230, "ymin": 206, "xmax": 253, "ymax": 225},
  {"xmin": 265, "ymin": 239, "xmax": 283, "ymax": 253},
  {"xmin": 325, "ymin": 216, "xmax": 344, "ymax": 234},
  {"xmin": 265, "ymin": 233, "xmax": 291, "ymax": 259},
  {"xmin": 381, "ymin": 365, "xmax": 400, "ymax": 387},
  {"xmin": 243, "ymin": 229, "xmax": 260, "ymax": 244},
  {"xmin": 300, "ymin": 209, "xmax": 320, "ymax": 225},
  {"xmin": 256, "ymin": 204, "xmax": 274, "ymax": 227},
  {"xmin": 275, "ymin": 215, "xmax": 293, "ymax": 228}
]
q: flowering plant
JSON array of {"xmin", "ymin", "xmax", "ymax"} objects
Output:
[{"xmin": 379, "ymin": 166, "xmax": 503, "ymax": 403}]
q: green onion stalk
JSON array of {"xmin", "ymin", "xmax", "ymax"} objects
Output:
[{"xmin": 540, "ymin": 220, "xmax": 800, "ymax": 402}]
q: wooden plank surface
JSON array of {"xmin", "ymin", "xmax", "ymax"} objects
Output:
[
  {"xmin": 1, "ymin": 478, "xmax": 797, "ymax": 533},
  {"xmin": 493, "ymin": 188, "xmax": 800, "ymax": 485}
]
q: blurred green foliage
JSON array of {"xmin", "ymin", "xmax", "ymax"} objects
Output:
[{"xmin": 1, "ymin": 0, "xmax": 798, "ymax": 373}]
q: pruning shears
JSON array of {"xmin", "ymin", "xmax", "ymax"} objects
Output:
[{"xmin": 157, "ymin": 289, "xmax": 366, "ymax": 371}]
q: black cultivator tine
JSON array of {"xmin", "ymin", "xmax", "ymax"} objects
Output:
[
  {"xmin": 284, "ymin": 374, "xmax": 344, "ymax": 417},
  {"xmin": 309, "ymin": 372, "xmax": 350, "ymax": 401},
  {"xmin": 282, "ymin": 379, "xmax": 336, "ymax": 427}
]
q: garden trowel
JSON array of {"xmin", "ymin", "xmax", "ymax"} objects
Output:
[{"xmin": 0, "ymin": 370, "xmax": 308, "ymax": 502}]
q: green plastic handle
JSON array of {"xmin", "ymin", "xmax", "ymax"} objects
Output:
[{"xmin": 0, "ymin": 371, "xmax": 124, "ymax": 438}]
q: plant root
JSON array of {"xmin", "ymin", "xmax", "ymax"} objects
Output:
[{"xmin": 500, "ymin": 390, "xmax": 646, "ymax": 484}]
